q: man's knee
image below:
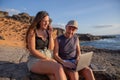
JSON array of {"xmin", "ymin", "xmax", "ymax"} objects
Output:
[
  {"xmin": 79, "ymin": 67, "xmax": 93, "ymax": 75},
  {"xmin": 84, "ymin": 67, "xmax": 92, "ymax": 72}
]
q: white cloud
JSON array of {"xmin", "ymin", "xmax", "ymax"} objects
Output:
[
  {"xmin": 93, "ymin": 24, "xmax": 120, "ymax": 28},
  {"xmin": 93, "ymin": 25, "xmax": 113, "ymax": 28},
  {"xmin": 52, "ymin": 23, "xmax": 65, "ymax": 29},
  {"xmin": 91, "ymin": 24, "xmax": 120, "ymax": 35},
  {"xmin": 113, "ymin": 24, "xmax": 120, "ymax": 28},
  {"xmin": 4, "ymin": 8, "xmax": 20, "ymax": 16},
  {"xmin": 23, "ymin": 8, "xmax": 27, "ymax": 11}
]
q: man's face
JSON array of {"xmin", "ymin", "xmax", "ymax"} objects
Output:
[{"xmin": 65, "ymin": 26, "xmax": 77, "ymax": 38}]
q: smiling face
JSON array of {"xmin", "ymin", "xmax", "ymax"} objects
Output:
[
  {"xmin": 39, "ymin": 16, "xmax": 50, "ymax": 30},
  {"xmin": 65, "ymin": 26, "xmax": 77, "ymax": 38}
]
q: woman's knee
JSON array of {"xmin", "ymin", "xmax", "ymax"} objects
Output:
[
  {"xmin": 48, "ymin": 74, "xmax": 55, "ymax": 80},
  {"xmin": 51, "ymin": 62, "xmax": 63, "ymax": 73},
  {"xmin": 55, "ymin": 63, "xmax": 64, "ymax": 71}
]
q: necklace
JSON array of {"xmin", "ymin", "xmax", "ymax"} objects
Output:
[{"xmin": 36, "ymin": 29, "xmax": 48, "ymax": 41}]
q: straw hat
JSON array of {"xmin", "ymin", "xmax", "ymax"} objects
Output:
[{"xmin": 66, "ymin": 20, "xmax": 78, "ymax": 29}]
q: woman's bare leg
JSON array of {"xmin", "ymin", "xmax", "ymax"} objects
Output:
[
  {"xmin": 30, "ymin": 60, "xmax": 67, "ymax": 80},
  {"xmin": 80, "ymin": 67, "xmax": 95, "ymax": 80}
]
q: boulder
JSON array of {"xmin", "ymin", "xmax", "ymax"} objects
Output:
[
  {"xmin": 0, "ymin": 11, "xmax": 9, "ymax": 17},
  {"xmin": 12, "ymin": 13, "xmax": 33, "ymax": 23}
]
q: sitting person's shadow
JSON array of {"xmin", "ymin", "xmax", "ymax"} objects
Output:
[
  {"xmin": 0, "ymin": 61, "xmax": 29, "ymax": 80},
  {"xmin": 0, "ymin": 61, "xmax": 50, "ymax": 80}
]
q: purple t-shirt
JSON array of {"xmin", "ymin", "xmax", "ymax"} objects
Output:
[{"xmin": 57, "ymin": 35, "xmax": 78, "ymax": 60}]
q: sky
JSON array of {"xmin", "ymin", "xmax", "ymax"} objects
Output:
[{"xmin": 0, "ymin": 0, "xmax": 120, "ymax": 35}]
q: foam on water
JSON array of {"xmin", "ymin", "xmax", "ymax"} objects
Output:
[{"xmin": 80, "ymin": 35, "xmax": 120, "ymax": 50}]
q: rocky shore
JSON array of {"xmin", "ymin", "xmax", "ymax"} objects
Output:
[
  {"xmin": 0, "ymin": 44, "xmax": 120, "ymax": 80},
  {"xmin": 81, "ymin": 46, "xmax": 120, "ymax": 80},
  {"xmin": 0, "ymin": 11, "xmax": 120, "ymax": 80}
]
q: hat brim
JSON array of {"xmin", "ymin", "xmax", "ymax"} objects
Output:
[{"xmin": 67, "ymin": 25, "xmax": 78, "ymax": 29}]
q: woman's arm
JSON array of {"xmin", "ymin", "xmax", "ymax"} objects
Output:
[
  {"xmin": 27, "ymin": 30, "xmax": 49, "ymax": 60},
  {"xmin": 48, "ymin": 26, "xmax": 54, "ymax": 50},
  {"xmin": 53, "ymin": 38, "xmax": 64, "ymax": 64},
  {"xmin": 48, "ymin": 35, "xmax": 54, "ymax": 50}
]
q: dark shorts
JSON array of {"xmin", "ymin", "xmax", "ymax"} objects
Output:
[{"xmin": 63, "ymin": 59, "xmax": 77, "ymax": 70}]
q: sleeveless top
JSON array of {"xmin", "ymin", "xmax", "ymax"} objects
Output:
[
  {"xmin": 35, "ymin": 30, "xmax": 49, "ymax": 50},
  {"xmin": 57, "ymin": 35, "xmax": 78, "ymax": 60}
]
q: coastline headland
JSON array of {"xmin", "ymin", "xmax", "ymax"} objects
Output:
[{"xmin": 0, "ymin": 11, "xmax": 120, "ymax": 80}]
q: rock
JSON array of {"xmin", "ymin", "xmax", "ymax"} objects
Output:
[
  {"xmin": 29, "ymin": 72, "xmax": 49, "ymax": 80},
  {"xmin": 0, "ymin": 62, "xmax": 29, "ymax": 80},
  {"xmin": 81, "ymin": 46, "xmax": 120, "ymax": 80},
  {"xmin": 0, "ymin": 11, "xmax": 9, "ymax": 17},
  {"xmin": 0, "ymin": 36, "xmax": 5, "ymax": 40},
  {"xmin": 53, "ymin": 27, "xmax": 64, "ymax": 36},
  {"xmin": 12, "ymin": 13, "xmax": 33, "ymax": 23},
  {"xmin": 76, "ymin": 33, "xmax": 116, "ymax": 41},
  {"xmin": 0, "ymin": 77, "xmax": 10, "ymax": 80},
  {"xmin": 0, "ymin": 45, "xmax": 51, "ymax": 80},
  {"xmin": 0, "ymin": 45, "xmax": 29, "ymax": 80},
  {"xmin": 76, "ymin": 33, "xmax": 100, "ymax": 41},
  {"xmin": 0, "ymin": 45, "xmax": 120, "ymax": 80},
  {"xmin": 94, "ymin": 72, "xmax": 115, "ymax": 80}
]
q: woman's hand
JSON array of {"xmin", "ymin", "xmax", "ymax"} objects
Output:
[
  {"xmin": 45, "ymin": 58, "xmax": 57, "ymax": 62},
  {"xmin": 47, "ymin": 25, "xmax": 53, "ymax": 37}
]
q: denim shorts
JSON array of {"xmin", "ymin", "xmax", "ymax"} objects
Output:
[
  {"xmin": 63, "ymin": 59, "xmax": 77, "ymax": 70},
  {"xmin": 27, "ymin": 49, "xmax": 53, "ymax": 71}
]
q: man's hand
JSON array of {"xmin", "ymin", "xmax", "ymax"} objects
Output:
[{"xmin": 62, "ymin": 60, "xmax": 76, "ymax": 69}]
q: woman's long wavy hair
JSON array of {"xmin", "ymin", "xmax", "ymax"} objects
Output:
[{"xmin": 26, "ymin": 11, "xmax": 49, "ymax": 48}]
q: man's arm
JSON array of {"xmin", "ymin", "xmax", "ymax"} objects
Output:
[{"xmin": 76, "ymin": 37, "xmax": 81, "ymax": 63}]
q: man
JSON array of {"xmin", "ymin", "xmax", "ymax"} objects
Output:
[{"xmin": 54, "ymin": 20, "xmax": 95, "ymax": 80}]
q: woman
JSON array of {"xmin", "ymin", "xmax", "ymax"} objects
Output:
[{"xmin": 26, "ymin": 11, "xmax": 67, "ymax": 80}]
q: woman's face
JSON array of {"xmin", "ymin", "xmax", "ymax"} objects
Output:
[{"xmin": 39, "ymin": 16, "xmax": 49, "ymax": 30}]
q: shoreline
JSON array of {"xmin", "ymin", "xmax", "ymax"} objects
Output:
[{"xmin": 81, "ymin": 46, "xmax": 120, "ymax": 80}]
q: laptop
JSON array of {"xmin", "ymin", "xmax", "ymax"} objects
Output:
[
  {"xmin": 64, "ymin": 51, "xmax": 93, "ymax": 71},
  {"xmin": 75, "ymin": 51, "xmax": 93, "ymax": 71}
]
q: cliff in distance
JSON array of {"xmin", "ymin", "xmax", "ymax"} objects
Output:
[{"xmin": 0, "ymin": 11, "xmax": 116, "ymax": 47}]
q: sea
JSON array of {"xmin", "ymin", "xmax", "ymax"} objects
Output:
[{"xmin": 80, "ymin": 35, "xmax": 120, "ymax": 50}]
